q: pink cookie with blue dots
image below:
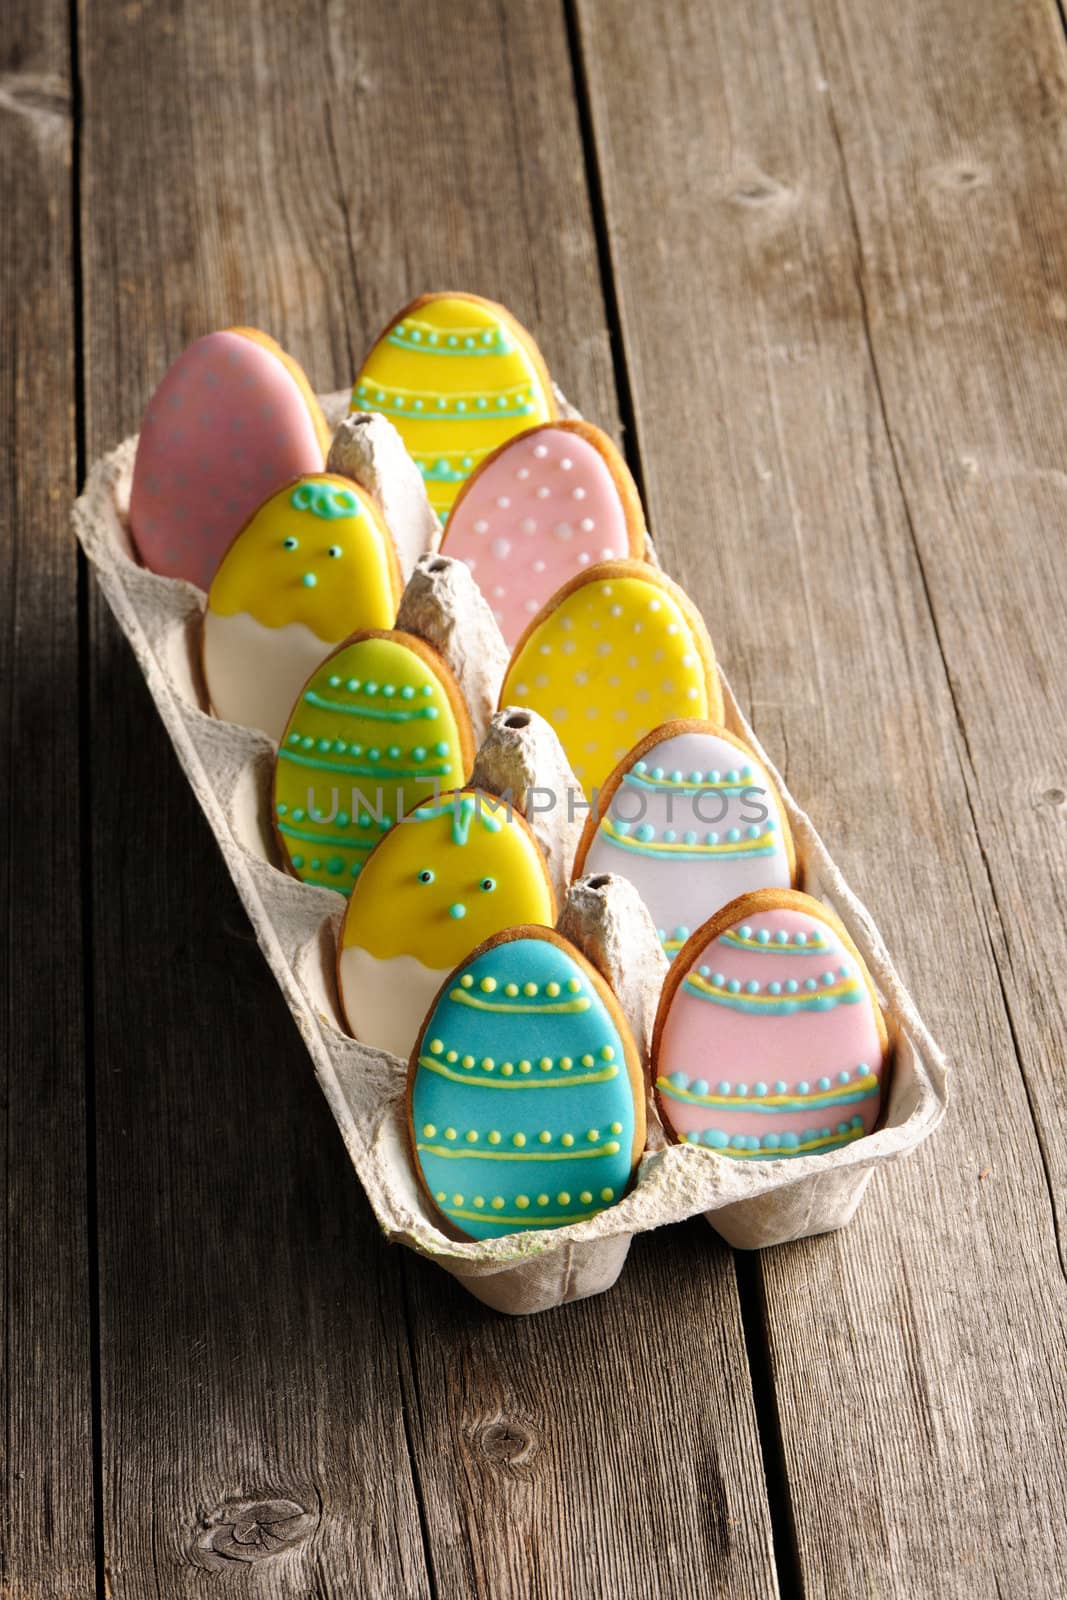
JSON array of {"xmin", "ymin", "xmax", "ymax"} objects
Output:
[{"xmin": 653, "ymin": 890, "xmax": 889, "ymax": 1161}]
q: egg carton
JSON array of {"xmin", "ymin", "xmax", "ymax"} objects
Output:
[{"xmin": 72, "ymin": 388, "xmax": 949, "ymax": 1316}]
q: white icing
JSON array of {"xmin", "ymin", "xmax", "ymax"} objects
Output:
[
  {"xmin": 582, "ymin": 731, "xmax": 794, "ymax": 941},
  {"xmin": 338, "ymin": 946, "xmax": 452, "ymax": 1059},
  {"xmin": 202, "ymin": 609, "xmax": 332, "ymax": 744}
]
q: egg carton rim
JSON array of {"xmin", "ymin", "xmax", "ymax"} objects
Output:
[{"xmin": 71, "ymin": 390, "xmax": 950, "ymax": 1277}]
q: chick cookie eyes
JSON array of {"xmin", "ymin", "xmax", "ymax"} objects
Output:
[
  {"xmin": 418, "ymin": 869, "xmax": 435, "ymax": 884},
  {"xmin": 479, "ymin": 877, "xmax": 497, "ymax": 893},
  {"xmin": 285, "ymin": 537, "xmax": 343, "ymax": 558}
]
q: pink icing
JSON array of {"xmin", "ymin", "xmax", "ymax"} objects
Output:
[
  {"xmin": 657, "ymin": 908, "xmax": 886, "ymax": 1156},
  {"xmin": 129, "ymin": 331, "xmax": 325, "ymax": 590},
  {"xmin": 441, "ymin": 426, "xmax": 635, "ymax": 646}
]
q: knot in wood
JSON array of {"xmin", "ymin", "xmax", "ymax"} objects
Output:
[
  {"xmin": 475, "ymin": 1416, "xmax": 539, "ymax": 1468},
  {"xmin": 192, "ymin": 1496, "xmax": 317, "ymax": 1567},
  {"xmin": 930, "ymin": 159, "xmax": 991, "ymax": 193},
  {"xmin": 726, "ymin": 170, "xmax": 793, "ymax": 209}
]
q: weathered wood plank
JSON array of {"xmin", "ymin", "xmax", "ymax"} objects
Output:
[
  {"xmin": 400, "ymin": 1224, "xmax": 776, "ymax": 1600},
  {"xmin": 574, "ymin": 0, "xmax": 1067, "ymax": 1592},
  {"xmin": 0, "ymin": 2, "xmax": 96, "ymax": 1595},
  {"xmin": 78, "ymin": 1, "xmax": 776, "ymax": 1594}
]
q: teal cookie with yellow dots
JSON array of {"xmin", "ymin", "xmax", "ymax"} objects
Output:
[
  {"xmin": 350, "ymin": 293, "xmax": 557, "ymax": 522},
  {"xmin": 408, "ymin": 926, "xmax": 646, "ymax": 1240},
  {"xmin": 272, "ymin": 630, "xmax": 475, "ymax": 894}
]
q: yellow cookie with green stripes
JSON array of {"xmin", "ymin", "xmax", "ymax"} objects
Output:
[
  {"xmin": 350, "ymin": 293, "xmax": 557, "ymax": 521},
  {"xmin": 272, "ymin": 630, "xmax": 475, "ymax": 894},
  {"xmin": 407, "ymin": 927, "xmax": 646, "ymax": 1240}
]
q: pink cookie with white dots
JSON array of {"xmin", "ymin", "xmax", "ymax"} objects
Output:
[
  {"xmin": 129, "ymin": 328, "xmax": 330, "ymax": 591},
  {"xmin": 439, "ymin": 421, "xmax": 647, "ymax": 647}
]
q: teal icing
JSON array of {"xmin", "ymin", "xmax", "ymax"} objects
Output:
[
  {"xmin": 681, "ymin": 975, "xmax": 863, "ymax": 1015},
  {"xmin": 384, "ymin": 325, "xmax": 514, "ymax": 357},
  {"xmin": 682, "ymin": 1117, "xmax": 866, "ymax": 1157},
  {"xmin": 622, "ymin": 771, "xmax": 753, "ymax": 795},
  {"xmin": 303, "ymin": 690, "xmax": 440, "ymax": 722},
  {"xmin": 412, "ymin": 936, "xmax": 636, "ymax": 1241},
  {"xmin": 659, "ymin": 1079, "xmax": 879, "ymax": 1113},
  {"xmin": 719, "ymin": 927, "xmax": 831, "ymax": 955},
  {"xmin": 278, "ymin": 748, "xmax": 452, "ymax": 781},
  {"xmin": 277, "ymin": 822, "xmax": 377, "ymax": 851},
  {"xmin": 355, "ymin": 383, "xmax": 537, "ymax": 422},
  {"xmin": 291, "ymin": 481, "xmax": 362, "ymax": 519},
  {"xmin": 412, "ymin": 793, "xmax": 505, "ymax": 846},
  {"xmin": 416, "ymin": 457, "xmax": 469, "ymax": 484},
  {"xmin": 600, "ymin": 822, "xmax": 777, "ymax": 862}
]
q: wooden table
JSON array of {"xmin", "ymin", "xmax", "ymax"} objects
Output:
[{"xmin": 4, "ymin": 0, "xmax": 1066, "ymax": 1594}]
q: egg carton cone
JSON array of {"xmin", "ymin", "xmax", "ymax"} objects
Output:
[{"xmin": 73, "ymin": 388, "xmax": 949, "ymax": 1314}]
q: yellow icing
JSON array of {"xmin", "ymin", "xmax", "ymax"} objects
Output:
[
  {"xmin": 341, "ymin": 792, "xmax": 554, "ymax": 965},
  {"xmin": 208, "ymin": 475, "xmax": 398, "ymax": 642},
  {"xmin": 351, "ymin": 295, "xmax": 556, "ymax": 517},
  {"xmin": 501, "ymin": 573, "xmax": 717, "ymax": 793}
]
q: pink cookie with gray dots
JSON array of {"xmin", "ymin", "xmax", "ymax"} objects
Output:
[
  {"xmin": 129, "ymin": 329, "xmax": 329, "ymax": 591},
  {"xmin": 440, "ymin": 420, "xmax": 647, "ymax": 647}
]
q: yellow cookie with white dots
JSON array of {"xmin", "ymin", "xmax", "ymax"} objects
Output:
[{"xmin": 499, "ymin": 561, "xmax": 723, "ymax": 795}]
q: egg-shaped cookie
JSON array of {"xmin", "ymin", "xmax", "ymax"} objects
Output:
[
  {"xmin": 439, "ymin": 421, "xmax": 646, "ymax": 646},
  {"xmin": 203, "ymin": 475, "xmax": 401, "ymax": 742},
  {"xmin": 409, "ymin": 928, "xmax": 646, "ymax": 1240},
  {"xmin": 338, "ymin": 790, "xmax": 555, "ymax": 1058},
  {"xmin": 653, "ymin": 890, "xmax": 888, "ymax": 1160},
  {"xmin": 273, "ymin": 631, "xmax": 474, "ymax": 894},
  {"xmin": 130, "ymin": 328, "xmax": 329, "ymax": 590},
  {"xmin": 574, "ymin": 723, "xmax": 796, "ymax": 959},
  {"xmin": 499, "ymin": 562, "xmax": 723, "ymax": 796},
  {"xmin": 351, "ymin": 293, "xmax": 557, "ymax": 522}
]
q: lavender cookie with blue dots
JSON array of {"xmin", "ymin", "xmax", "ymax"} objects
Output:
[
  {"xmin": 573, "ymin": 722, "xmax": 796, "ymax": 959},
  {"xmin": 652, "ymin": 889, "xmax": 889, "ymax": 1161}
]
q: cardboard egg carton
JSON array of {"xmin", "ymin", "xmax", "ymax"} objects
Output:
[{"xmin": 72, "ymin": 389, "xmax": 949, "ymax": 1316}]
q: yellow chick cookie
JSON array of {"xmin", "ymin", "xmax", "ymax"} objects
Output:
[
  {"xmin": 500, "ymin": 561, "xmax": 723, "ymax": 796},
  {"xmin": 338, "ymin": 789, "xmax": 556, "ymax": 1058},
  {"xmin": 351, "ymin": 293, "xmax": 557, "ymax": 521},
  {"xmin": 203, "ymin": 474, "xmax": 401, "ymax": 742}
]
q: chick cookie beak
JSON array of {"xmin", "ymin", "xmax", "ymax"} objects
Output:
[{"xmin": 449, "ymin": 902, "xmax": 467, "ymax": 920}]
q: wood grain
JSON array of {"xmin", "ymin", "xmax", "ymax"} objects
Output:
[
  {"xmin": 574, "ymin": 0, "xmax": 1067, "ymax": 1592},
  {"xmin": 0, "ymin": 3, "xmax": 96, "ymax": 1595},
  {"xmin": 77, "ymin": 0, "xmax": 775, "ymax": 1594}
]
